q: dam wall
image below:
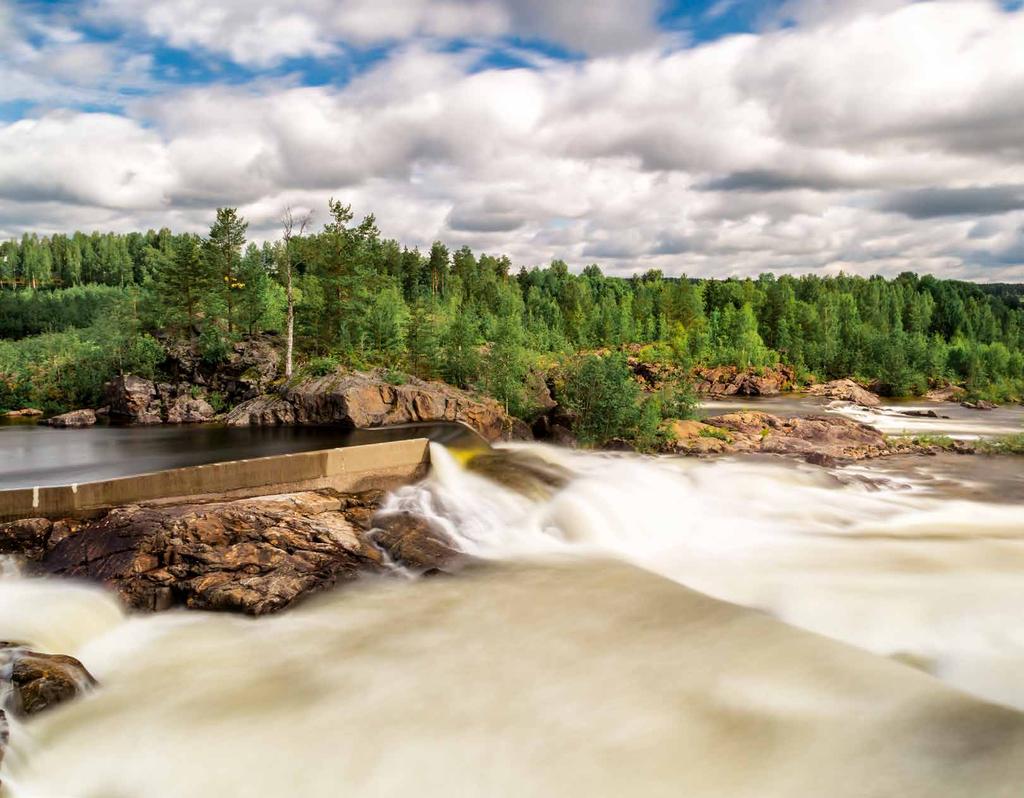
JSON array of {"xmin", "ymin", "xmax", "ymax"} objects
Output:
[{"xmin": 0, "ymin": 438, "xmax": 431, "ymax": 522}]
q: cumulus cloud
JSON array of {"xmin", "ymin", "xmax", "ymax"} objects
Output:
[
  {"xmin": 2, "ymin": 0, "xmax": 1024, "ymax": 281},
  {"xmin": 86, "ymin": 0, "xmax": 662, "ymax": 66}
]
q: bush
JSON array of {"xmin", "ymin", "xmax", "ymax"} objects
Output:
[
  {"xmin": 199, "ymin": 325, "xmax": 231, "ymax": 365},
  {"xmin": 559, "ymin": 353, "xmax": 642, "ymax": 446},
  {"xmin": 307, "ymin": 355, "xmax": 340, "ymax": 377}
]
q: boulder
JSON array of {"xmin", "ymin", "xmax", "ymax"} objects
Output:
[
  {"xmin": 925, "ymin": 385, "xmax": 966, "ymax": 403},
  {"xmin": 38, "ymin": 491, "xmax": 385, "ymax": 615},
  {"xmin": 806, "ymin": 379, "xmax": 882, "ymax": 408},
  {"xmin": 46, "ymin": 408, "xmax": 96, "ymax": 428},
  {"xmin": 663, "ymin": 411, "xmax": 890, "ymax": 462},
  {"xmin": 371, "ymin": 511, "xmax": 463, "ymax": 574},
  {"xmin": 0, "ymin": 645, "xmax": 96, "ymax": 717},
  {"xmin": 221, "ymin": 394, "xmax": 296, "ymax": 425},
  {"xmin": 693, "ymin": 365, "xmax": 796, "ymax": 397},
  {"xmin": 164, "ymin": 335, "xmax": 280, "ymax": 402},
  {"xmin": 961, "ymin": 400, "xmax": 997, "ymax": 411},
  {"xmin": 104, "ymin": 375, "xmax": 163, "ymax": 424},
  {"xmin": 0, "ymin": 518, "xmax": 54, "ymax": 561},
  {"xmin": 226, "ymin": 370, "xmax": 524, "ymax": 443},
  {"xmin": 3, "ymin": 408, "xmax": 42, "ymax": 418},
  {"xmin": 165, "ymin": 395, "xmax": 216, "ymax": 424}
]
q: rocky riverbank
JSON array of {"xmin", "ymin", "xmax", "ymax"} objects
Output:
[{"xmin": 2, "ymin": 489, "xmax": 460, "ymax": 617}]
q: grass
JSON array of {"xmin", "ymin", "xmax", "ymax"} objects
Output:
[
  {"xmin": 699, "ymin": 426, "xmax": 733, "ymax": 443},
  {"xmin": 976, "ymin": 433, "xmax": 1024, "ymax": 455}
]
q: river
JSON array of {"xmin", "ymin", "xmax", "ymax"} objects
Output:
[{"xmin": 1, "ymin": 400, "xmax": 1024, "ymax": 796}]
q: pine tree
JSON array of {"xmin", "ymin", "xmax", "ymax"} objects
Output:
[{"xmin": 205, "ymin": 207, "xmax": 248, "ymax": 333}]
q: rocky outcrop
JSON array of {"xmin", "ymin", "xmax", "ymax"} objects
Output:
[
  {"xmin": 226, "ymin": 370, "xmax": 526, "ymax": 443},
  {"xmin": 693, "ymin": 365, "xmax": 797, "ymax": 397},
  {"xmin": 164, "ymin": 335, "xmax": 280, "ymax": 401},
  {"xmin": 104, "ymin": 375, "xmax": 164, "ymax": 424},
  {"xmin": 961, "ymin": 400, "xmax": 997, "ymax": 411},
  {"xmin": 164, "ymin": 395, "xmax": 216, "ymax": 424},
  {"xmin": 925, "ymin": 385, "xmax": 966, "ymax": 403},
  {"xmin": 806, "ymin": 378, "xmax": 881, "ymax": 407},
  {"xmin": 663, "ymin": 411, "xmax": 891, "ymax": 462},
  {"xmin": 46, "ymin": 408, "xmax": 96, "ymax": 427},
  {"xmin": 0, "ymin": 645, "xmax": 96, "ymax": 716},
  {"xmin": 103, "ymin": 376, "xmax": 217, "ymax": 425},
  {"xmin": 3, "ymin": 408, "xmax": 42, "ymax": 418},
  {"xmin": 38, "ymin": 491, "xmax": 386, "ymax": 615},
  {"xmin": 0, "ymin": 518, "xmax": 78, "ymax": 561},
  {"xmin": 371, "ymin": 512, "xmax": 463, "ymax": 574}
]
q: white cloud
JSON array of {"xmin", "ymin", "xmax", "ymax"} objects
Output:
[
  {"xmin": 2, "ymin": 0, "xmax": 1024, "ymax": 281},
  {"xmin": 87, "ymin": 0, "xmax": 662, "ymax": 67}
]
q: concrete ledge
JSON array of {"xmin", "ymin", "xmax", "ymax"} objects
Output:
[{"xmin": 0, "ymin": 438, "xmax": 431, "ymax": 521}]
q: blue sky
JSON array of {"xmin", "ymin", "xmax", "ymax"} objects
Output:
[{"xmin": 1, "ymin": 0, "xmax": 1024, "ymax": 280}]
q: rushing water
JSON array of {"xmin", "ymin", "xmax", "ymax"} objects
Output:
[{"xmin": 2, "ymin": 440, "xmax": 1024, "ymax": 796}]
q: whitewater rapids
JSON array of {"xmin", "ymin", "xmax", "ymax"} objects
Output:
[{"xmin": 2, "ymin": 443, "xmax": 1024, "ymax": 796}]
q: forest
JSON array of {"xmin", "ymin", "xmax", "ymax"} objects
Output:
[{"xmin": 2, "ymin": 204, "xmax": 1023, "ymax": 427}]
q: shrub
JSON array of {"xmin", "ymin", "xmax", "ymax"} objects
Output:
[{"xmin": 307, "ymin": 355, "xmax": 340, "ymax": 377}]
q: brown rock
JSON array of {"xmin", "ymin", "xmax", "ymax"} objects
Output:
[
  {"xmin": 925, "ymin": 385, "xmax": 966, "ymax": 402},
  {"xmin": 371, "ymin": 511, "xmax": 463, "ymax": 574},
  {"xmin": 3, "ymin": 408, "xmax": 43, "ymax": 418},
  {"xmin": 693, "ymin": 365, "xmax": 796, "ymax": 397},
  {"xmin": 0, "ymin": 517, "xmax": 54, "ymax": 561},
  {"xmin": 38, "ymin": 491, "xmax": 385, "ymax": 615},
  {"xmin": 226, "ymin": 370, "xmax": 522, "ymax": 443},
  {"xmin": 104, "ymin": 375, "xmax": 163, "ymax": 424},
  {"xmin": 0, "ymin": 646, "xmax": 96, "ymax": 716},
  {"xmin": 806, "ymin": 379, "xmax": 881, "ymax": 408},
  {"xmin": 961, "ymin": 400, "xmax": 997, "ymax": 411},
  {"xmin": 165, "ymin": 395, "xmax": 216, "ymax": 424},
  {"xmin": 46, "ymin": 408, "xmax": 97, "ymax": 427}
]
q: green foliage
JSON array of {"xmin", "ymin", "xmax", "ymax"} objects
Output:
[
  {"xmin": 891, "ymin": 434, "xmax": 957, "ymax": 450},
  {"xmin": 198, "ymin": 325, "xmax": 231, "ymax": 366},
  {"xmin": 559, "ymin": 353, "xmax": 643, "ymax": 446},
  {"xmin": 699, "ymin": 426, "xmax": 733, "ymax": 443},
  {"xmin": 307, "ymin": 355, "xmax": 340, "ymax": 377},
  {"xmin": 976, "ymin": 434, "xmax": 1024, "ymax": 455},
  {"xmin": 5, "ymin": 204, "xmax": 1024, "ymax": 426}
]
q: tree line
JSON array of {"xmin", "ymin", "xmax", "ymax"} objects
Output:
[{"xmin": 2, "ymin": 204, "xmax": 1023, "ymax": 418}]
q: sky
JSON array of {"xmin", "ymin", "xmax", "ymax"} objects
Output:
[{"xmin": 1, "ymin": 0, "xmax": 1023, "ymax": 280}]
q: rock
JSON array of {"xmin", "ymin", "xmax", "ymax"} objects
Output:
[
  {"xmin": 548, "ymin": 424, "xmax": 578, "ymax": 448},
  {"xmin": 164, "ymin": 335, "xmax": 281, "ymax": 403},
  {"xmin": 371, "ymin": 511, "xmax": 463, "ymax": 574},
  {"xmin": 961, "ymin": 400, "xmax": 997, "ymax": 411},
  {"xmin": 165, "ymin": 395, "xmax": 216, "ymax": 424},
  {"xmin": 804, "ymin": 451, "xmax": 840, "ymax": 467},
  {"xmin": 925, "ymin": 385, "xmax": 966, "ymax": 403},
  {"xmin": 3, "ymin": 408, "xmax": 42, "ymax": 418},
  {"xmin": 465, "ymin": 451, "xmax": 570, "ymax": 498},
  {"xmin": 104, "ymin": 375, "xmax": 163, "ymax": 424},
  {"xmin": 899, "ymin": 409, "xmax": 940, "ymax": 418},
  {"xmin": 806, "ymin": 379, "xmax": 882, "ymax": 407},
  {"xmin": 0, "ymin": 518, "xmax": 55, "ymax": 561},
  {"xmin": 227, "ymin": 370, "xmax": 522, "ymax": 443},
  {"xmin": 0, "ymin": 645, "xmax": 96, "ymax": 716},
  {"xmin": 46, "ymin": 408, "xmax": 97, "ymax": 428},
  {"xmin": 221, "ymin": 394, "xmax": 296, "ymax": 425},
  {"xmin": 693, "ymin": 365, "xmax": 796, "ymax": 397},
  {"xmin": 664, "ymin": 411, "xmax": 890, "ymax": 461},
  {"xmin": 662, "ymin": 419, "xmax": 733, "ymax": 455},
  {"xmin": 38, "ymin": 491, "xmax": 385, "ymax": 615}
]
